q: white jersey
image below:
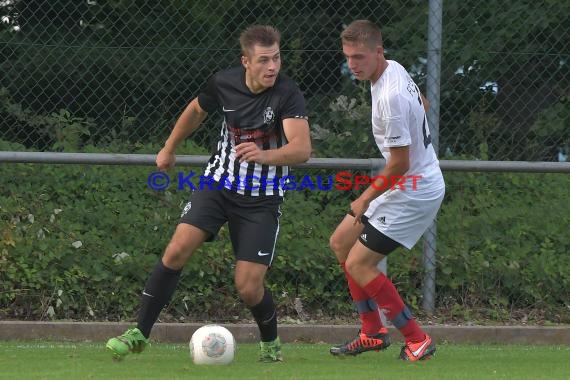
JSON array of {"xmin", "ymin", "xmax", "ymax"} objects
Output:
[{"xmin": 370, "ymin": 60, "xmax": 444, "ymax": 199}]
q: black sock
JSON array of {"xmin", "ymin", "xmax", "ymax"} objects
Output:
[
  {"xmin": 249, "ymin": 288, "xmax": 278, "ymax": 342},
  {"xmin": 136, "ymin": 260, "xmax": 182, "ymax": 338}
]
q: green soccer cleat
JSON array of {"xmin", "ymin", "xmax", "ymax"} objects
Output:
[
  {"xmin": 106, "ymin": 327, "xmax": 149, "ymax": 361},
  {"xmin": 259, "ymin": 336, "xmax": 283, "ymax": 363}
]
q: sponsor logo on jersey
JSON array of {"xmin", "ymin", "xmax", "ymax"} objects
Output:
[{"xmin": 386, "ymin": 135, "xmax": 401, "ymax": 143}]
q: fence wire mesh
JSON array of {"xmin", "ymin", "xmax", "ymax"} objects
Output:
[{"xmin": 1, "ymin": 1, "xmax": 568, "ymax": 161}]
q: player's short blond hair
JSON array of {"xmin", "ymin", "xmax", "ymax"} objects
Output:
[{"xmin": 341, "ymin": 20, "xmax": 383, "ymax": 49}]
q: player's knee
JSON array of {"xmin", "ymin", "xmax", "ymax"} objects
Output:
[
  {"xmin": 329, "ymin": 234, "xmax": 348, "ymax": 260},
  {"xmin": 344, "ymin": 255, "xmax": 365, "ymax": 279},
  {"xmin": 329, "ymin": 234, "xmax": 339, "ymax": 252},
  {"xmin": 162, "ymin": 240, "xmax": 193, "ymax": 269},
  {"xmin": 344, "ymin": 256, "xmax": 356, "ymax": 275},
  {"xmin": 236, "ymin": 283, "xmax": 261, "ymax": 306}
]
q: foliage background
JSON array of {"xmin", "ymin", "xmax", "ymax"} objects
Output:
[{"xmin": 1, "ymin": 140, "xmax": 569, "ymax": 324}]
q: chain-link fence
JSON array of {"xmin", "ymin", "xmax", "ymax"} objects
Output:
[
  {"xmin": 1, "ymin": 1, "xmax": 568, "ymax": 160},
  {"xmin": 1, "ymin": 1, "xmax": 569, "ymax": 324}
]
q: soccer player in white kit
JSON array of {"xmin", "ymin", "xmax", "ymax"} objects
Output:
[{"xmin": 329, "ymin": 20, "xmax": 445, "ymax": 361}]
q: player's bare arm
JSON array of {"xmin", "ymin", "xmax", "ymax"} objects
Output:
[
  {"xmin": 350, "ymin": 145, "xmax": 410, "ymax": 224},
  {"xmin": 156, "ymin": 98, "xmax": 208, "ymax": 171},
  {"xmin": 235, "ymin": 117, "xmax": 311, "ymax": 165}
]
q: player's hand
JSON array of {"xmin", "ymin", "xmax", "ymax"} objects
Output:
[
  {"xmin": 349, "ymin": 197, "xmax": 370, "ymax": 225},
  {"xmin": 235, "ymin": 142, "xmax": 267, "ymax": 164},
  {"xmin": 156, "ymin": 148, "xmax": 176, "ymax": 171}
]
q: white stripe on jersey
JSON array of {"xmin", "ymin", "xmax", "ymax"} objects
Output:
[{"xmin": 204, "ymin": 120, "xmax": 286, "ymax": 196}]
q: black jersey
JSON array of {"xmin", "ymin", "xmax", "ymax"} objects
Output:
[{"xmin": 197, "ymin": 67, "xmax": 308, "ymax": 196}]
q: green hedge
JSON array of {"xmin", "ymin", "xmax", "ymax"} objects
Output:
[
  {"xmin": 1, "ymin": 141, "xmax": 569, "ymax": 324},
  {"xmin": 434, "ymin": 170, "xmax": 570, "ymax": 322}
]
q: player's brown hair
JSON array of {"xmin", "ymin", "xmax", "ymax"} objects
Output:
[{"xmin": 239, "ymin": 25, "xmax": 281, "ymax": 56}]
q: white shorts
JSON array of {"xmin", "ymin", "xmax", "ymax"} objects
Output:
[{"xmin": 363, "ymin": 188, "xmax": 445, "ymax": 249}]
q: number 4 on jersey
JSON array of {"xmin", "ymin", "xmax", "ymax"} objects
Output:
[
  {"xmin": 413, "ymin": 83, "xmax": 431, "ymax": 149},
  {"xmin": 422, "ymin": 116, "xmax": 432, "ymax": 149}
]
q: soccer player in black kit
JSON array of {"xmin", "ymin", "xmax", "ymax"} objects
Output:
[{"xmin": 106, "ymin": 25, "xmax": 311, "ymax": 363}]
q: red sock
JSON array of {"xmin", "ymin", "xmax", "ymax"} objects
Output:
[
  {"xmin": 363, "ymin": 272, "xmax": 425, "ymax": 342},
  {"xmin": 341, "ymin": 263, "xmax": 383, "ymax": 335}
]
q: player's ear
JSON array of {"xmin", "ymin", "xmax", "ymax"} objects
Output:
[
  {"xmin": 241, "ymin": 55, "xmax": 248, "ymax": 69},
  {"xmin": 377, "ymin": 45, "xmax": 383, "ymax": 56}
]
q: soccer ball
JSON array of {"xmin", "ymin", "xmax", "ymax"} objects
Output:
[{"xmin": 189, "ymin": 324, "xmax": 235, "ymax": 365}]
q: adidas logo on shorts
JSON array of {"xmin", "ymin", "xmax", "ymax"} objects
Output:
[{"xmin": 360, "ymin": 233, "xmax": 367, "ymax": 242}]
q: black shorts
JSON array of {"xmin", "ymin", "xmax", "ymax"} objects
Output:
[
  {"xmin": 179, "ymin": 185, "xmax": 283, "ymax": 266},
  {"xmin": 358, "ymin": 215, "xmax": 402, "ymax": 256}
]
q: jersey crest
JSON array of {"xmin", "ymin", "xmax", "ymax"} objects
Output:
[{"xmin": 263, "ymin": 106, "xmax": 275, "ymax": 125}]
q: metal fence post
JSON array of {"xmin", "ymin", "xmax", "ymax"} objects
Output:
[{"xmin": 422, "ymin": 0, "xmax": 443, "ymax": 315}]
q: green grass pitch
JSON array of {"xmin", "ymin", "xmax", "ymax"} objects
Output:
[{"xmin": 0, "ymin": 341, "xmax": 568, "ymax": 380}]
